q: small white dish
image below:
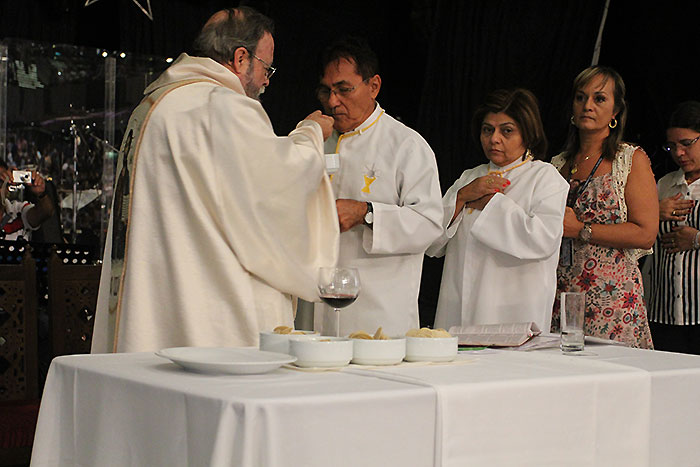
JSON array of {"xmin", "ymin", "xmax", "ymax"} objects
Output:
[
  {"xmin": 155, "ymin": 347, "xmax": 296, "ymax": 375},
  {"xmin": 404, "ymin": 336, "xmax": 458, "ymax": 362},
  {"xmin": 351, "ymin": 337, "xmax": 406, "ymax": 365},
  {"xmin": 289, "ymin": 336, "xmax": 353, "ymax": 368},
  {"xmin": 259, "ymin": 330, "xmax": 318, "ymax": 354}
]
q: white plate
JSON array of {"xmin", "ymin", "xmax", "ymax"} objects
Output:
[{"xmin": 155, "ymin": 347, "xmax": 296, "ymax": 375}]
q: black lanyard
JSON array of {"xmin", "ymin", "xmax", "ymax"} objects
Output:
[{"xmin": 567, "ymin": 155, "xmax": 605, "ymax": 208}]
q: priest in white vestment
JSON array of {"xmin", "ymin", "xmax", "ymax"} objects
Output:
[
  {"xmin": 313, "ymin": 38, "xmax": 443, "ymax": 337},
  {"xmin": 427, "ymin": 89, "xmax": 568, "ymax": 332},
  {"xmin": 92, "ymin": 7, "xmax": 338, "ymax": 353}
]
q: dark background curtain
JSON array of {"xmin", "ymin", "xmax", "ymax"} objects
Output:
[{"xmin": 1, "ymin": 0, "xmax": 697, "ymax": 326}]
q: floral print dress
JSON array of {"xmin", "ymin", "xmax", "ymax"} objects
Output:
[{"xmin": 552, "ymin": 173, "xmax": 653, "ymax": 349}]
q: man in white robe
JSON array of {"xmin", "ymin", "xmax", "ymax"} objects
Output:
[
  {"xmin": 313, "ymin": 38, "xmax": 443, "ymax": 337},
  {"xmin": 92, "ymin": 7, "xmax": 338, "ymax": 353}
]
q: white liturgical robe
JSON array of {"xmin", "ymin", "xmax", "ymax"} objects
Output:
[
  {"xmin": 314, "ymin": 104, "xmax": 443, "ymax": 336},
  {"xmin": 92, "ymin": 54, "xmax": 339, "ymax": 353},
  {"xmin": 427, "ymin": 158, "xmax": 568, "ymax": 331}
]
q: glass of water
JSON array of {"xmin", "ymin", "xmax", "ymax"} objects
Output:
[{"xmin": 560, "ymin": 292, "xmax": 585, "ymax": 352}]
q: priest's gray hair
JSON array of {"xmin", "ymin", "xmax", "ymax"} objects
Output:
[{"xmin": 193, "ymin": 6, "xmax": 274, "ymax": 65}]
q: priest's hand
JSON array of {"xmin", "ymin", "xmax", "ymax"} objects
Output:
[
  {"xmin": 305, "ymin": 110, "xmax": 334, "ymax": 140},
  {"xmin": 336, "ymin": 199, "xmax": 367, "ymax": 232},
  {"xmin": 562, "ymin": 207, "xmax": 583, "ymax": 238}
]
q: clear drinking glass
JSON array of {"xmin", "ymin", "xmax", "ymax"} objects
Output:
[
  {"xmin": 318, "ymin": 267, "xmax": 360, "ymax": 337},
  {"xmin": 560, "ymin": 292, "xmax": 586, "ymax": 352}
]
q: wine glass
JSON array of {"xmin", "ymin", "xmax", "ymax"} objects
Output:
[{"xmin": 318, "ymin": 267, "xmax": 361, "ymax": 337}]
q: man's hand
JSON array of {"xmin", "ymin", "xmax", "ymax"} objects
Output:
[
  {"xmin": 336, "ymin": 199, "xmax": 368, "ymax": 232},
  {"xmin": 305, "ymin": 110, "xmax": 334, "ymax": 140}
]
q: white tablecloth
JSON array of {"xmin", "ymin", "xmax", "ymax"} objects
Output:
[{"xmin": 30, "ymin": 344, "xmax": 700, "ymax": 467}]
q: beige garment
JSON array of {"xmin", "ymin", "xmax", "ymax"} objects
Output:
[{"xmin": 91, "ymin": 54, "xmax": 338, "ymax": 353}]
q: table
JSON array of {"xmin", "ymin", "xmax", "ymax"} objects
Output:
[{"xmin": 30, "ymin": 343, "xmax": 700, "ymax": 467}]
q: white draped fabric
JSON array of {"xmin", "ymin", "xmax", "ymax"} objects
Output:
[
  {"xmin": 31, "ymin": 344, "xmax": 700, "ymax": 466},
  {"xmin": 92, "ymin": 54, "xmax": 339, "ymax": 353}
]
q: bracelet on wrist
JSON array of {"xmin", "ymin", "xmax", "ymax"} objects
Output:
[
  {"xmin": 578, "ymin": 223, "xmax": 593, "ymax": 243},
  {"xmin": 693, "ymin": 231, "xmax": 700, "ymax": 250}
]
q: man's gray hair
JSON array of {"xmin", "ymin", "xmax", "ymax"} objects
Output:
[{"xmin": 193, "ymin": 6, "xmax": 274, "ymax": 65}]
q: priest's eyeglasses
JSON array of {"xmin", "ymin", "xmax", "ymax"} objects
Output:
[
  {"xmin": 662, "ymin": 135, "xmax": 700, "ymax": 153},
  {"xmin": 316, "ymin": 78, "xmax": 369, "ymax": 102},
  {"xmin": 247, "ymin": 50, "xmax": 276, "ymax": 79}
]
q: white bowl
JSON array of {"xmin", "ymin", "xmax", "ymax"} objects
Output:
[
  {"xmin": 289, "ymin": 337, "xmax": 354, "ymax": 368},
  {"xmin": 259, "ymin": 330, "xmax": 318, "ymax": 354},
  {"xmin": 351, "ymin": 337, "xmax": 406, "ymax": 365},
  {"xmin": 404, "ymin": 336, "xmax": 458, "ymax": 362}
]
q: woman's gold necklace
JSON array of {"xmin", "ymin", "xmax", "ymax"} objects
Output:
[{"xmin": 570, "ymin": 154, "xmax": 592, "ymax": 175}]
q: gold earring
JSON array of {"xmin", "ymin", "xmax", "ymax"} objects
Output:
[
  {"xmin": 609, "ymin": 117, "xmax": 618, "ymax": 129},
  {"xmin": 570, "ymin": 116, "xmax": 575, "ymax": 125}
]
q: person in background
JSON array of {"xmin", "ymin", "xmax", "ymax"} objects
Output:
[
  {"xmin": 551, "ymin": 66, "xmax": 658, "ymax": 348},
  {"xmin": 92, "ymin": 6, "xmax": 339, "ymax": 353},
  {"xmin": 0, "ymin": 161, "xmax": 55, "ymax": 241},
  {"xmin": 648, "ymin": 101, "xmax": 700, "ymax": 354},
  {"xmin": 427, "ymin": 88, "xmax": 567, "ymax": 332},
  {"xmin": 314, "ymin": 37, "xmax": 442, "ymax": 336}
]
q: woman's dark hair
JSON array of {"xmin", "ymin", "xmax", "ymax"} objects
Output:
[
  {"xmin": 471, "ymin": 88, "xmax": 548, "ymax": 160},
  {"xmin": 668, "ymin": 101, "xmax": 700, "ymax": 132},
  {"xmin": 192, "ymin": 6, "xmax": 274, "ymax": 64},
  {"xmin": 562, "ymin": 66, "xmax": 627, "ymax": 161}
]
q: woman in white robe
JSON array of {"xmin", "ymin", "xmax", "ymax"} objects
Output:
[{"xmin": 427, "ymin": 89, "xmax": 568, "ymax": 332}]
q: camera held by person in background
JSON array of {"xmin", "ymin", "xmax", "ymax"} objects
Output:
[{"xmin": 12, "ymin": 169, "xmax": 33, "ymax": 184}]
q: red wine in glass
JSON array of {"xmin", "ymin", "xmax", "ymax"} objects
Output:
[
  {"xmin": 318, "ymin": 267, "xmax": 361, "ymax": 337},
  {"xmin": 319, "ymin": 294, "xmax": 358, "ymax": 309}
]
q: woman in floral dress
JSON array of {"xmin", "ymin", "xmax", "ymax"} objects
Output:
[{"xmin": 551, "ymin": 66, "xmax": 658, "ymax": 348}]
